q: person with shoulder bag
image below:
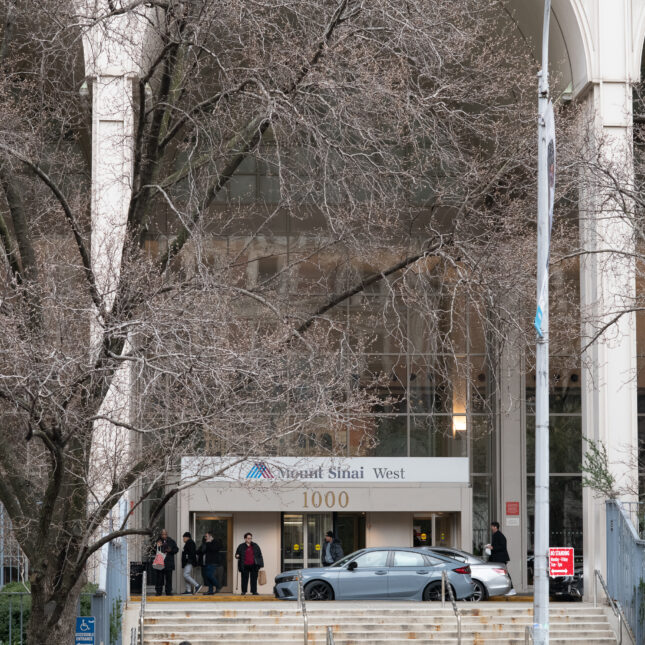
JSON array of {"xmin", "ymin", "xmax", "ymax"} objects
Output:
[
  {"xmin": 234, "ymin": 532, "xmax": 264, "ymax": 595},
  {"xmin": 151, "ymin": 529, "xmax": 179, "ymax": 596}
]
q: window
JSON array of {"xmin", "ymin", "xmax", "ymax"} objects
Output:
[
  {"xmin": 392, "ymin": 551, "xmax": 426, "ymax": 567},
  {"xmin": 352, "ymin": 550, "xmax": 388, "ymax": 568}
]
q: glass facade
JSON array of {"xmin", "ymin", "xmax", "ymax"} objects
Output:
[{"xmin": 525, "ymin": 359, "xmax": 583, "ymax": 580}]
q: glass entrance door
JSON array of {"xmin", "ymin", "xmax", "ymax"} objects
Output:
[
  {"xmin": 191, "ymin": 513, "xmax": 233, "ymax": 592},
  {"xmin": 413, "ymin": 513, "xmax": 458, "ymax": 547},
  {"xmin": 281, "ymin": 513, "xmax": 332, "ymax": 571}
]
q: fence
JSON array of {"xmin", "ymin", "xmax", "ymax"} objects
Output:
[
  {"xmin": 606, "ymin": 499, "xmax": 645, "ymax": 645},
  {"xmin": 0, "ymin": 591, "xmax": 97, "ymax": 645},
  {"xmin": 0, "ymin": 507, "xmax": 28, "ymax": 589},
  {"xmin": 0, "ymin": 534, "xmax": 128, "ymax": 645}
]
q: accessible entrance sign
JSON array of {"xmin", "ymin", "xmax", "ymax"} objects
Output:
[
  {"xmin": 549, "ymin": 547, "xmax": 574, "ymax": 577},
  {"xmin": 75, "ymin": 616, "xmax": 95, "ymax": 645}
]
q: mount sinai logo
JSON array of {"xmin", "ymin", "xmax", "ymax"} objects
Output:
[{"xmin": 245, "ymin": 462, "xmax": 275, "ymax": 479}]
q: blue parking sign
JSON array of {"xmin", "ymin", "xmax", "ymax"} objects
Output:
[{"xmin": 75, "ymin": 616, "xmax": 95, "ymax": 645}]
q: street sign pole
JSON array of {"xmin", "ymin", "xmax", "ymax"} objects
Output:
[{"xmin": 534, "ymin": 0, "xmax": 552, "ymax": 643}]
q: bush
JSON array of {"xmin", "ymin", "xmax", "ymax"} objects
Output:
[{"xmin": 0, "ymin": 582, "xmax": 31, "ymax": 645}]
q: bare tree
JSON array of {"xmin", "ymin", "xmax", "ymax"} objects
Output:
[{"xmin": 0, "ymin": 0, "xmax": 581, "ymax": 642}]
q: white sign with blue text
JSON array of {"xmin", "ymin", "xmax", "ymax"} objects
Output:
[
  {"xmin": 182, "ymin": 456, "xmax": 469, "ymax": 484},
  {"xmin": 75, "ymin": 617, "xmax": 95, "ymax": 645}
]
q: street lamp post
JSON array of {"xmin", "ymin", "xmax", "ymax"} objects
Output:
[{"xmin": 533, "ymin": 0, "xmax": 552, "ymax": 643}]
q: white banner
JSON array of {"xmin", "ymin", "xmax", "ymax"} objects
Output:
[
  {"xmin": 182, "ymin": 456, "xmax": 469, "ymax": 484},
  {"xmin": 534, "ymin": 99, "xmax": 556, "ymax": 337}
]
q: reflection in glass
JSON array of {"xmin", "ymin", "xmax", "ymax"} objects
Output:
[
  {"xmin": 526, "ymin": 416, "xmax": 582, "ymax": 474},
  {"xmin": 472, "ymin": 476, "xmax": 492, "ymax": 556},
  {"xmin": 526, "ymin": 476, "xmax": 583, "ymax": 585},
  {"xmin": 409, "ymin": 416, "xmax": 467, "ymax": 457},
  {"xmin": 282, "ymin": 514, "xmax": 304, "ymax": 571}
]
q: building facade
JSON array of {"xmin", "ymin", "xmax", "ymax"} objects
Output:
[{"xmin": 79, "ymin": 0, "xmax": 645, "ymax": 597}]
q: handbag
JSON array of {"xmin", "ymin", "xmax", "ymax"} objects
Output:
[
  {"xmin": 258, "ymin": 569, "xmax": 267, "ymax": 586},
  {"xmin": 152, "ymin": 548, "xmax": 166, "ymax": 570}
]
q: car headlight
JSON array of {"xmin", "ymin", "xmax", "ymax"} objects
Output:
[{"xmin": 277, "ymin": 575, "xmax": 299, "ymax": 583}]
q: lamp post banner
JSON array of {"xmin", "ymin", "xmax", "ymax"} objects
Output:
[{"xmin": 534, "ymin": 99, "xmax": 555, "ymax": 337}]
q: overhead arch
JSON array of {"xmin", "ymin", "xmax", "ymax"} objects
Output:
[{"xmin": 503, "ymin": 0, "xmax": 591, "ymax": 98}]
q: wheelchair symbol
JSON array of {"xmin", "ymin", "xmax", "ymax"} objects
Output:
[{"xmin": 79, "ymin": 619, "xmax": 90, "ymax": 632}]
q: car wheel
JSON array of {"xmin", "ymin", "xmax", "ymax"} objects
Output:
[
  {"xmin": 423, "ymin": 581, "xmax": 455, "ymax": 601},
  {"xmin": 304, "ymin": 581, "xmax": 334, "ymax": 601},
  {"xmin": 467, "ymin": 580, "xmax": 487, "ymax": 602}
]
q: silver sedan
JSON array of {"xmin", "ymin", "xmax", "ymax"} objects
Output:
[
  {"xmin": 274, "ymin": 547, "xmax": 475, "ymax": 601},
  {"xmin": 422, "ymin": 547, "xmax": 512, "ymax": 601}
]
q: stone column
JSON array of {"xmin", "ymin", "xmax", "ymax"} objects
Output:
[{"xmin": 579, "ymin": 0, "xmax": 639, "ymax": 595}]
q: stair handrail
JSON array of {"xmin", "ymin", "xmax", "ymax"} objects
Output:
[
  {"xmin": 524, "ymin": 625, "xmax": 534, "ymax": 644},
  {"xmin": 441, "ymin": 570, "xmax": 462, "ymax": 645},
  {"xmin": 326, "ymin": 625, "xmax": 335, "ymax": 645},
  {"xmin": 297, "ymin": 572, "xmax": 308, "ymax": 645},
  {"xmin": 593, "ymin": 568, "xmax": 635, "ymax": 645},
  {"xmin": 139, "ymin": 569, "xmax": 147, "ymax": 645}
]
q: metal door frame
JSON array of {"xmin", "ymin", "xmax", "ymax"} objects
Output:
[{"xmin": 191, "ymin": 513, "xmax": 233, "ymax": 592}]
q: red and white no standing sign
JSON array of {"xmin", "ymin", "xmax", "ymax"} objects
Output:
[{"xmin": 549, "ymin": 547, "xmax": 574, "ymax": 577}]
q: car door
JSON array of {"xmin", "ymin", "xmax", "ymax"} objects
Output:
[
  {"xmin": 336, "ymin": 550, "xmax": 390, "ymax": 599},
  {"xmin": 388, "ymin": 550, "xmax": 433, "ymax": 599}
]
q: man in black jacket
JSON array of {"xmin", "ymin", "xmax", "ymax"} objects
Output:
[
  {"xmin": 235, "ymin": 532, "xmax": 264, "ymax": 595},
  {"xmin": 181, "ymin": 532, "xmax": 202, "ymax": 594},
  {"xmin": 198, "ymin": 532, "xmax": 221, "ymax": 594},
  {"xmin": 153, "ymin": 529, "xmax": 179, "ymax": 596},
  {"xmin": 321, "ymin": 531, "xmax": 344, "ymax": 566},
  {"xmin": 486, "ymin": 521, "xmax": 516, "ymax": 595}
]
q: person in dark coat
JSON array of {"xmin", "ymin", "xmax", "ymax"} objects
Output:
[
  {"xmin": 152, "ymin": 529, "xmax": 179, "ymax": 596},
  {"xmin": 486, "ymin": 521, "xmax": 510, "ymax": 563},
  {"xmin": 181, "ymin": 532, "xmax": 202, "ymax": 594},
  {"xmin": 321, "ymin": 531, "xmax": 344, "ymax": 566},
  {"xmin": 197, "ymin": 532, "xmax": 221, "ymax": 594},
  {"xmin": 234, "ymin": 532, "xmax": 264, "ymax": 595},
  {"xmin": 486, "ymin": 521, "xmax": 516, "ymax": 595}
]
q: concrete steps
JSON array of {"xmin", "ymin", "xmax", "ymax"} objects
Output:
[{"xmin": 141, "ymin": 601, "xmax": 618, "ymax": 644}]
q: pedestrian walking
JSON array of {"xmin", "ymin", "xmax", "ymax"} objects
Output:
[
  {"xmin": 486, "ymin": 521, "xmax": 516, "ymax": 595},
  {"xmin": 235, "ymin": 532, "xmax": 264, "ymax": 595},
  {"xmin": 321, "ymin": 531, "xmax": 344, "ymax": 566},
  {"xmin": 181, "ymin": 532, "xmax": 202, "ymax": 594},
  {"xmin": 198, "ymin": 532, "xmax": 221, "ymax": 595},
  {"xmin": 151, "ymin": 529, "xmax": 179, "ymax": 596}
]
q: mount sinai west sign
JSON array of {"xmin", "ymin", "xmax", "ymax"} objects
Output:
[{"xmin": 182, "ymin": 457, "xmax": 469, "ymax": 484}]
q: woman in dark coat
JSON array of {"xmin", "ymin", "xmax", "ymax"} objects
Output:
[{"xmin": 234, "ymin": 532, "xmax": 264, "ymax": 595}]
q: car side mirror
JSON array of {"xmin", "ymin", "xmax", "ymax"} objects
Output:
[{"xmin": 347, "ymin": 561, "xmax": 358, "ymax": 571}]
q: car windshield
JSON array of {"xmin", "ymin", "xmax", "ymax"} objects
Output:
[{"xmin": 331, "ymin": 550, "xmax": 364, "ymax": 567}]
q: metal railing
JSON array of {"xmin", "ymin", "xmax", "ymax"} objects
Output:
[
  {"xmin": 440, "ymin": 571, "xmax": 461, "ymax": 645},
  {"xmin": 297, "ymin": 573, "xmax": 308, "ymax": 645},
  {"xmin": 0, "ymin": 590, "xmax": 96, "ymax": 645},
  {"xmin": 130, "ymin": 626, "xmax": 138, "ymax": 645},
  {"xmin": 524, "ymin": 625, "xmax": 534, "ymax": 644},
  {"xmin": 326, "ymin": 625, "xmax": 335, "ymax": 645},
  {"xmin": 138, "ymin": 570, "xmax": 147, "ymax": 645},
  {"xmin": 593, "ymin": 569, "xmax": 635, "ymax": 645},
  {"xmin": 618, "ymin": 501, "xmax": 645, "ymax": 540}
]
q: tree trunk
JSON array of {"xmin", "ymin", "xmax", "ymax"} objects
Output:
[{"xmin": 28, "ymin": 574, "xmax": 85, "ymax": 645}]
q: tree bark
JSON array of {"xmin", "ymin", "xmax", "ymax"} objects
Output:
[{"xmin": 28, "ymin": 574, "xmax": 85, "ymax": 645}]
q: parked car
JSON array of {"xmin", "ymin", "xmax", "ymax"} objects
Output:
[
  {"xmin": 274, "ymin": 547, "xmax": 475, "ymax": 601},
  {"xmin": 420, "ymin": 546, "xmax": 512, "ymax": 601}
]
